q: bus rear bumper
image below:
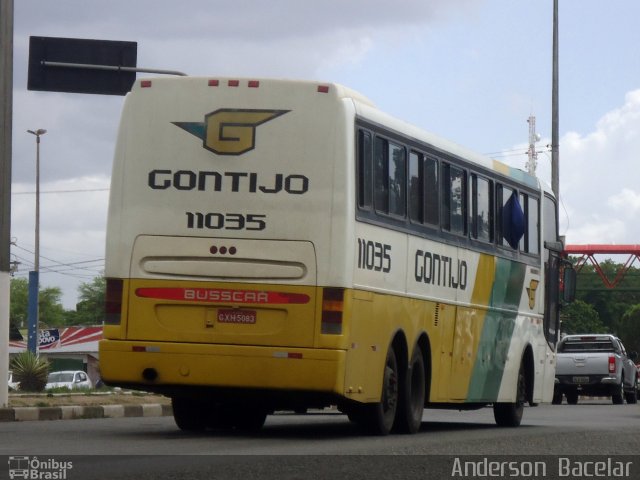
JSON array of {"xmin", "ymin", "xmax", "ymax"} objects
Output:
[{"xmin": 99, "ymin": 340, "xmax": 346, "ymax": 396}]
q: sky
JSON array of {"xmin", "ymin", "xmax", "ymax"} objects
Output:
[{"xmin": 8, "ymin": 0, "xmax": 640, "ymax": 309}]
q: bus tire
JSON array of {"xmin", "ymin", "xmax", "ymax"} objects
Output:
[
  {"xmin": 394, "ymin": 345, "xmax": 425, "ymax": 434},
  {"xmin": 231, "ymin": 405, "xmax": 268, "ymax": 431},
  {"xmin": 207, "ymin": 403, "xmax": 268, "ymax": 431},
  {"xmin": 358, "ymin": 346, "xmax": 399, "ymax": 435},
  {"xmin": 172, "ymin": 397, "xmax": 206, "ymax": 431},
  {"xmin": 493, "ymin": 363, "xmax": 526, "ymax": 427}
]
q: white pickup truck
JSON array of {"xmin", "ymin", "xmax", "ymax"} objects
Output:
[{"xmin": 553, "ymin": 334, "xmax": 638, "ymax": 405}]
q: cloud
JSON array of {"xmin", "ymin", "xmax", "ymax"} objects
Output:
[
  {"xmin": 608, "ymin": 188, "xmax": 640, "ymax": 213},
  {"xmin": 564, "ymin": 217, "xmax": 627, "ymax": 245},
  {"xmin": 560, "ymin": 89, "xmax": 640, "ymax": 244},
  {"xmin": 16, "ymin": 1, "xmax": 476, "ymax": 41}
]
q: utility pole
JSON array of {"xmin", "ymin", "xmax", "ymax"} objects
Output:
[
  {"xmin": 26, "ymin": 129, "xmax": 46, "ymax": 354},
  {"xmin": 551, "ymin": 0, "xmax": 559, "ymax": 198},
  {"xmin": 0, "ymin": 0, "xmax": 14, "ymax": 408}
]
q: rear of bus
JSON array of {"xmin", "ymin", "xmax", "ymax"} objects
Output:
[{"xmin": 99, "ymin": 78, "xmax": 362, "ymax": 416}]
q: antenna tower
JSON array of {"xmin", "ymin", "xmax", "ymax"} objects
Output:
[{"xmin": 526, "ymin": 115, "xmax": 539, "ymax": 176}]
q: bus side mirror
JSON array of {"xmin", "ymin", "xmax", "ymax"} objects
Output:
[{"xmin": 562, "ymin": 265, "xmax": 576, "ymax": 303}]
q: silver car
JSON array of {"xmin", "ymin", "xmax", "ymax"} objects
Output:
[{"xmin": 45, "ymin": 370, "xmax": 93, "ymax": 390}]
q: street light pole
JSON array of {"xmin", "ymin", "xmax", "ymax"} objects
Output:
[
  {"xmin": 26, "ymin": 128, "xmax": 46, "ymax": 354},
  {"xmin": 551, "ymin": 0, "xmax": 559, "ymax": 199}
]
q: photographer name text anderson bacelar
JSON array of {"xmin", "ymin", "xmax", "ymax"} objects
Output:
[{"xmin": 451, "ymin": 457, "xmax": 633, "ymax": 478}]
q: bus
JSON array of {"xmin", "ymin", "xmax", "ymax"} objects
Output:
[{"xmin": 99, "ymin": 77, "xmax": 574, "ymax": 434}]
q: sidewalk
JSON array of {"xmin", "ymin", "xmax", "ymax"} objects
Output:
[
  {"xmin": 0, "ymin": 391, "xmax": 173, "ymax": 422},
  {"xmin": 0, "ymin": 403, "xmax": 173, "ymax": 422}
]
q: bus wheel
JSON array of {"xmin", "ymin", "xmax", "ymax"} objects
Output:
[
  {"xmin": 358, "ymin": 346, "xmax": 399, "ymax": 435},
  {"xmin": 232, "ymin": 407, "xmax": 268, "ymax": 431},
  {"xmin": 172, "ymin": 397, "xmax": 206, "ymax": 431},
  {"xmin": 493, "ymin": 363, "xmax": 526, "ymax": 427},
  {"xmin": 207, "ymin": 403, "xmax": 268, "ymax": 431},
  {"xmin": 394, "ymin": 345, "xmax": 425, "ymax": 434}
]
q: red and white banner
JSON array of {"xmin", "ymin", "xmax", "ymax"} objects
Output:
[{"xmin": 9, "ymin": 326, "xmax": 102, "ymax": 354}]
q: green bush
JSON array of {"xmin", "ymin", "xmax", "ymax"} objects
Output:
[{"xmin": 10, "ymin": 351, "xmax": 50, "ymax": 392}]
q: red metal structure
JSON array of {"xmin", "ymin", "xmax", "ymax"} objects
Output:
[{"xmin": 564, "ymin": 244, "xmax": 640, "ymax": 289}]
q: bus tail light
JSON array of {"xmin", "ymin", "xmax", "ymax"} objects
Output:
[
  {"xmin": 321, "ymin": 287, "xmax": 344, "ymax": 334},
  {"xmin": 608, "ymin": 355, "xmax": 616, "ymax": 374},
  {"xmin": 105, "ymin": 278, "xmax": 123, "ymax": 325}
]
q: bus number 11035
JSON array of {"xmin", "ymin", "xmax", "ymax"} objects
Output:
[
  {"xmin": 186, "ymin": 212, "xmax": 266, "ymax": 231},
  {"xmin": 357, "ymin": 238, "xmax": 391, "ymax": 273}
]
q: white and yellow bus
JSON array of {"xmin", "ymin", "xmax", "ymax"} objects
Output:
[{"xmin": 99, "ymin": 77, "xmax": 574, "ymax": 434}]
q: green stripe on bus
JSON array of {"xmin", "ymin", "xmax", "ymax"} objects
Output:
[{"xmin": 466, "ymin": 258, "xmax": 527, "ymax": 401}]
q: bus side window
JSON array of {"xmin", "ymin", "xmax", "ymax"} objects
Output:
[
  {"xmin": 497, "ymin": 184, "xmax": 524, "ymax": 250},
  {"xmin": 442, "ymin": 163, "xmax": 467, "ymax": 235},
  {"xmin": 374, "ymin": 137, "xmax": 388, "ymax": 214},
  {"xmin": 528, "ymin": 196, "xmax": 540, "ymax": 254},
  {"xmin": 518, "ymin": 193, "xmax": 540, "ymax": 254},
  {"xmin": 410, "ymin": 152, "xmax": 439, "ymax": 227},
  {"xmin": 357, "ymin": 130, "xmax": 373, "ymax": 210},
  {"xmin": 388, "ymin": 142, "xmax": 406, "ymax": 217},
  {"xmin": 373, "ymin": 136, "xmax": 406, "ymax": 218},
  {"xmin": 471, "ymin": 174, "xmax": 493, "ymax": 243},
  {"xmin": 519, "ymin": 193, "xmax": 528, "ymax": 252},
  {"xmin": 424, "ymin": 156, "xmax": 439, "ymax": 226},
  {"xmin": 409, "ymin": 151, "xmax": 423, "ymax": 223}
]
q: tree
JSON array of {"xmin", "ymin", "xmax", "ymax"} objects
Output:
[
  {"xmin": 560, "ymin": 299, "xmax": 607, "ymax": 335},
  {"xmin": 39, "ymin": 286, "xmax": 66, "ymax": 326},
  {"xmin": 9, "ymin": 278, "xmax": 66, "ymax": 328},
  {"xmin": 572, "ymin": 259, "xmax": 640, "ymax": 334},
  {"xmin": 618, "ymin": 304, "xmax": 640, "ymax": 354},
  {"xmin": 9, "ymin": 278, "xmax": 28, "ymax": 329},
  {"xmin": 72, "ymin": 276, "xmax": 106, "ymax": 325}
]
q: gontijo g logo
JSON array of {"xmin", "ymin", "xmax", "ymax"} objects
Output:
[{"xmin": 173, "ymin": 109, "xmax": 289, "ymax": 155}]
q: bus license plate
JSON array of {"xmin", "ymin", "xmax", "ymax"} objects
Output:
[
  {"xmin": 217, "ymin": 309, "xmax": 257, "ymax": 325},
  {"xmin": 572, "ymin": 376, "xmax": 589, "ymax": 384}
]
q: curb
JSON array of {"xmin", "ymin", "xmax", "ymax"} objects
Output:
[{"xmin": 0, "ymin": 404, "xmax": 172, "ymax": 422}]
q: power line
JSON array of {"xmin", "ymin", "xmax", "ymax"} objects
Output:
[
  {"xmin": 12, "ymin": 187, "xmax": 109, "ymax": 195},
  {"xmin": 11, "ymin": 242, "xmax": 104, "ymax": 278}
]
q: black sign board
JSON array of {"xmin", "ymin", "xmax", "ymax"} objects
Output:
[{"xmin": 28, "ymin": 36, "xmax": 138, "ymax": 96}]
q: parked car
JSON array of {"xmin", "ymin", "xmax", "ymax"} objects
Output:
[
  {"xmin": 45, "ymin": 370, "xmax": 92, "ymax": 390},
  {"xmin": 553, "ymin": 334, "xmax": 638, "ymax": 405},
  {"xmin": 8, "ymin": 370, "xmax": 18, "ymax": 391}
]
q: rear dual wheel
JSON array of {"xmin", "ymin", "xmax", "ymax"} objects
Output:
[
  {"xmin": 395, "ymin": 346, "xmax": 426, "ymax": 434},
  {"xmin": 172, "ymin": 397, "xmax": 267, "ymax": 432},
  {"xmin": 172, "ymin": 397, "xmax": 206, "ymax": 431},
  {"xmin": 353, "ymin": 345, "xmax": 425, "ymax": 435},
  {"xmin": 360, "ymin": 346, "xmax": 399, "ymax": 435}
]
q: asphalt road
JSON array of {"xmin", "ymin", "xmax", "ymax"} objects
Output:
[{"xmin": 2, "ymin": 400, "xmax": 639, "ymax": 480}]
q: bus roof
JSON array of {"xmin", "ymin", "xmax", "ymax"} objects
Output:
[{"xmin": 129, "ymin": 76, "xmax": 545, "ymax": 193}]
